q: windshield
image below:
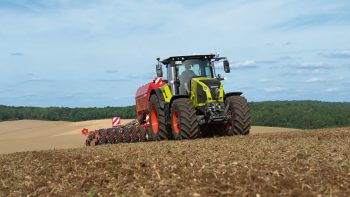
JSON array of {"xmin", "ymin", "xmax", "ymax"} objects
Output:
[
  {"xmin": 176, "ymin": 59, "xmax": 213, "ymax": 78},
  {"xmin": 174, "ymin": 59, "xmax": 213, "ymax": 95}
]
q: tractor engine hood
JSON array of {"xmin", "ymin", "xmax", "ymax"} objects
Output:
[{"xmin": 191, "ymin": 78, "xmax": 224, "ymax": 107}]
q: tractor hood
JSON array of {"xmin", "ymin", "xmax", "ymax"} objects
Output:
[{"xmin": 191, "ymin": 78, "xmax": 224, "ymax": 106}]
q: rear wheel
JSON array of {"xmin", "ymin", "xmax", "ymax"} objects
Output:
[
  {"xmin": 149, "ymin": 94, "xmax": 168, "ymax": 141},
  {"xmin": 224, "ymin": 95, "xmax": 251, "ymax": 135},
  {"xmin": 171, "ymin": 98, "xmax": 199, "ymax": 140}
]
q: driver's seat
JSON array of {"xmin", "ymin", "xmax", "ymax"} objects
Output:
[{"xmin": 179, "ymin": 69, "xmax": 196, "ymax": 95}]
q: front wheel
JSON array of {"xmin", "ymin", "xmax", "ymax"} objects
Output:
[
  {"xmin": 149, "ymin": 94, "xmax": 168, "ymax": 141},
  {"xmin": 170, "ymin": 98, "xmax": 199, "ymax": 140},
  {"xmin": 224, "ymin": 95, "xmax": 251, "ymax": 135}
]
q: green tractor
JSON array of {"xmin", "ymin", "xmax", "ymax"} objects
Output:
[{"xmin": 136, "ymin": 54, "xmax": 251, "ymax": 140}]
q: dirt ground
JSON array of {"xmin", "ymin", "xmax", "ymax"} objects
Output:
[
  {"xmin": 0, "ymin": 119, "xmax": 134, "ymax": 154},
  {"xmin": 0, "ymin": 120, "xmax": 300, "ymax": 154},
  {"xmin": 0, "ymin": 122, "xmax": 349, "ymax": 196}
]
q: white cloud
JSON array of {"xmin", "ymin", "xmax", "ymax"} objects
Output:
[
  {"xmin": 263, "ymin": 87, "xmax": 285, "ymax": 92},
  {"xmin": 296, "ymin": 69, "xmax": 323, "ymax": 75},
  {"xmin": 321, "ymin": 51, "xmax": 350, "ymax": 58},
  {"xmin": 298, "ymin": 62, "xmax": 327, "ymax": 69},
  {"xmin": 236, "ymin": 60, "xmax": 256, "ymax": 66},
  {"xmin": 105, "ymin": 69, "xmax": 119, "ymax": 74},
  {"xmin": 232, "ymin": 60, "xmax": 258, "ymax": 69},
  {"xmin": 29, "ymin": 77, "xmax": 41, "ymax": 81},
  {"xmin": 259, "ymin": 78, "xmax": 272, "ymax": 83},
  {"xmin": 325, "ymin": 88, "xmax": 340, "ymax": 92},
  {"xmin": 305, "ymin": 77, "xmax": 325, "ymax": 83}
]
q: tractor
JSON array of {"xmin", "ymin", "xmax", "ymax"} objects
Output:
[{"xmin": 135, "ymin": 54, "xmax": 251, "ymax": 140}]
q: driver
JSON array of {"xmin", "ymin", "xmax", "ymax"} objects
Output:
[{"xmin": 179, "ymin": 64, "xmax": 197, "ymax": 94}]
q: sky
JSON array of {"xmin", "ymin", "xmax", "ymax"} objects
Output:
[{"xmin": 0, "ymin": 0, "xmax": 350, "ymax": 107}]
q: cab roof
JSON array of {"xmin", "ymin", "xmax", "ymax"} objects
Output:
[{"xmin": 161, "ymin": 54, "xmax": 216, "ymax": 64}]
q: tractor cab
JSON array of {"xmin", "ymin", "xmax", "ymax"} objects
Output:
[{"xmin": 156, "ymin": 54, "xmax": 230, "ymax": 96}]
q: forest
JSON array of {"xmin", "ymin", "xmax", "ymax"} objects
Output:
[{"xmin": 1, "ymin": 101, "xmax": 350, "ymax": 129}]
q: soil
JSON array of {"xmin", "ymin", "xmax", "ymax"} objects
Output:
[
  {"xmin": 0, "ymin": 126, "xmax": 349, "ymax": 196},
  {"xmin": 0, "ymin": 120, "xmax": 299, "ymax": 154},
  {"xmin": 0, "ymin": 119, "xmax": 133, "ymax": 154}
]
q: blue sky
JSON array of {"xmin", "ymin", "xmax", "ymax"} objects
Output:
[{"xmin": 1, "ymin": 0, "xmax": 350, "ymax": 107}]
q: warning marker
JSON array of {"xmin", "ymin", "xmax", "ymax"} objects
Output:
[{"xmin": 112, "ymin": 116, "xmax": 121, "ymax": 127}]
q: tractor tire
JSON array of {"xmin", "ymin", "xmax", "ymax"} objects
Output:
[
  {"xmin": 138, "ymin": 125, "xmax": 147, "ymax": 142},
  {"xmin": 149, "ymin": 94, "xmax": 168, "ymax": 141},
  {"xmin": 224, "ymin": 95, "xmax": 251, "ymax": 135},
  {"xmin": 170, "ymin": 98, "xmax": 199, "ymax": 140},
  {"xmin": 130, "ymin": 125, "xmax": 139, "ymax": 143}
]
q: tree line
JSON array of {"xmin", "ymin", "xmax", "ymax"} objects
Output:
[
  {"xmin": 1, "ymin": 101, "xmax": 350, "ymax": 129},
  {"xmin": 249, "ymin": 101, "xmax": 350, "ymax": 129},
  {"xmin": 0, "ymin": 105, "xmax": 136, "ymax": 122}
]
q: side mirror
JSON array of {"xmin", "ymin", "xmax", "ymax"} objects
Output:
[
  {"xmin": 223, "ymin": 60, "xmax": 230, "ymax": 73},
  {"xmin": 156, "ymin": 63, "xmax": 163, "ymax": 77}
]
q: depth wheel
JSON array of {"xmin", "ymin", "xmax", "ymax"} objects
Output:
[
  {"xmin": 114, "ymin": 127, "xmax": 123, "ymax": 143},
  {"xmin": 123, "ymin": 127, "xmax": 131, "ymax": 143},
  {"xmin": 107, "ymin": 128, "xmax": 115, "ymax": 144},
  {"xmin": 130, "ymin": 125, "xmax": 139, "ymax": 143},
  {"xmin": 138, "ymin": 125, "xmax": 147, "ymax": 142},
  {"xmin": 149, "ymin": 94, "xmax": 168, "ymax": 141},
  {"xmin": 98, "ymin": 129, "xmax": 106, "ymax": 144},
  {"xmin": 170, "ymin": 98, "xmax": 199, "ymax": 140}
]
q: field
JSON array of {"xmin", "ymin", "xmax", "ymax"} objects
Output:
[
  {"xmin": 0, "ymin": 120, "xmax": 349, "ymax": 196},
  {"xmin": 0, "ymin": 119, "xmax": 133, "ymax": 154},
  {"xmin": 0, "ymin": 120, "xmax": 298, "ymax": 154}
]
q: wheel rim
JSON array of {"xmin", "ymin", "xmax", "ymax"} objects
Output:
[
  {"xmin": 151, "ymin": 106, "xmax": 159, "ymax": 134},
  {"xmin": 226, "ymin": 108, "xmax": 233, "ymax": 130},
  {"xmin": 172, "ymin": 111, "xmax": 180, "ymax": 134}
]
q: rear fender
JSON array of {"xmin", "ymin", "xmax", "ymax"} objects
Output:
[
  {"xmin": 225, "ymin": 92, "xmax": 242, "ymax": 99},
  {"xmin": 150, "ymin": 89, "xmax": 165, "ymax": 109},
  {"xmin": 169, "ymin": 95, "xmax": 190, "ymax": 109}
]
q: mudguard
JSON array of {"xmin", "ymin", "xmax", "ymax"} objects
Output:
[{"xmin": 225, "ymin": 92, "xmax": 243, "ymax": 98}]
